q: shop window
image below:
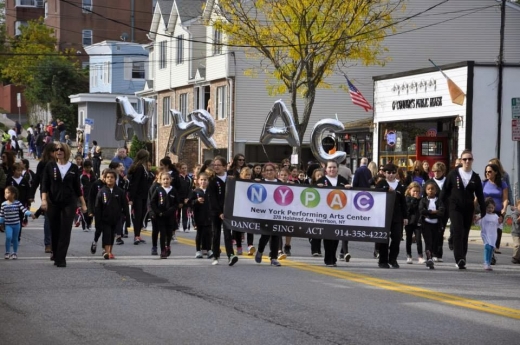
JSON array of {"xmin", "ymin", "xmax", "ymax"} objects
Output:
[{"xmin": 421, "ymin": 141, "xmax": 443, "ymax": 156}]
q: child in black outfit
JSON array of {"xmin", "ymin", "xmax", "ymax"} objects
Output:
[
  {"xmin": 89, "ymin": 169, "xmax": 107, "ymax": 255},
  {"xmin": 419, "ymin": 181, "xmax": 445, "ymax": 269},
  {"xmin": 94, "ymin": 169, "xmax": 128, "ymax": 259},
  {"xmin": 405, "ymin": 182, "xmax": 424, "ymax": 264},
  {"xmin": 190, "ymin": 171, "xmax": 212, "ymax": 259},
  {"xmin": 80, "ymin": 160, "xmax": 96, "ymax": 232},
  {"xmin": 150, "ymin": 172, "xmax": 179, "ymax": 259}
]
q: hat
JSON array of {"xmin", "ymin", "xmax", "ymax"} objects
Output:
[{"xmin": 383, "ymin": 163, "xmax": 397, "ymax": 172}]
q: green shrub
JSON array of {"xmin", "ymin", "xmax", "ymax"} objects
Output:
[{"xmin": 128, "ymin": 135, "xmax": 148, "ymax": 159}]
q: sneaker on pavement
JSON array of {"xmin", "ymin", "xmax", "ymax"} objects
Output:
[
  {"xmin": 456, "ymin": 259, "xmax": 466, "ymax": 269},
  {"xmin": 116, "ymin": 237, "xmax": 124, "ymax": 245},
  {"xmin": 166, "ymin": 246, "xmax": 171, "ymax": 257},
  {"xmin": 390, "ymin": 261, "xmax": 400, "ymax": 269},
  {"xmin": 237, "ymin": 247, "xmax": 243, "ymax": 255},
  {"xmin": 139, "ymin": 237, "xmax": 146, "ymax": 244},
  {"xmin": 4, "ymin": 252, "xmax": 9, "ymax": 259},
  {"xmin": 426, "ymin": 259, "xmax": 434, "ymax": 269},
  {"xmin": 229, "ymin": 255, "xmax": 238, "ymax": 266},
  {"xmin": 10, "ymin": 253, "xmax": 17, "ymax": 260},
  {"xmin": 134, "ymin": 237, "xmax": 140, "ymax": 245},
  {"xmin": 312, "ymin": 252, "xmax": 320, "ymax": 257},
  {"xmin": 344, "ymin": 253, "xmax": 351, "ymax": 263},
  {"xmin": 247, "ymin": 245, "xmax": 256, "ymax": 256},
  {"xmin": 484, "ymin": 264, "xmax": 493, "ymax": 271},
  {"xmin": 406, "ymin": 257, "xmax": 413, "ymax": 264},
  {"xmin": 195, "ymin": 251, "xmax": 203, "ymax": 258},
  {"xmin": 103, "ymin": 252, "xmax": 110, "ymax": 260},
  {"xmin": 255, "ymin": 251, "xmax": 262, "ymax": 263},
  {"xmin": 90, "ymin": 241, "xmax": 97, "ymax": 254},
  {"xmin": 151, "ymin": 247, "xmax": 158, "ymax": 255},
  {"xmin": 270, "ymin": 259, "xmax": 281, "ymax": 267},
  {"xmin": 437, "ymin": 257, "xmax": 443, "ymax": 262},
  {"xmin": 207, "ymin": 250, "xmax": 214, "ymax": 259},
  {"xmin": 284, "ymin": 246, "xmax": 292, "ymax": 256},
  {"xmin": 432, "ymin": 257, "xmax": 438, "ymax": 262},
  {"xmin": 212, "ymin": 259, "xmax": 219, "ymax": 265},
  {"xmin": 418, "ymin": 257, "xmax": 425, "ymax": 264},
  {"xmin": 45, "ymin": 245, "xmax": 52, "ymax": 253},
  {"xmin": 172, "ymin": 235, "xmax": 178, "ymax": 243},
  {"xmin": 160, "ymin": 251, "xmax": 167, "ymax": 259},
  {"xmin": 277, "ymin": 252, "xmax": 287, "ymax": 261},
  {"xmin": 378, "ymin": 262, "xmax": 390, "ymax": 269},
  {"xmin": 109, "ymin": 253, "xmax": 115, "ymax": 259}
]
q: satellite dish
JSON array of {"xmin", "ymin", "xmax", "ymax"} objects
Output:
[{"xmin": 120, "ymin": 32, "xmax": 129, "ymax": 41}]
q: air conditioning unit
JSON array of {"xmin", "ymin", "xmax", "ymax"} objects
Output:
[{"xmin": 82, "ymin": 6, "xmax": 92, "ymax": 13}]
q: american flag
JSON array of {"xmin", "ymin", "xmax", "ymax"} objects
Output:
[{"xmin": 345, "ymin": 76, "xmax": 373, "ymax": 112}]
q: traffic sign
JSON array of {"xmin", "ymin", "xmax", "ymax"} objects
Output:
[
  {"xmin": 513, "ymin": 98, "xmax": 520, "ymax": 119},
  {"xmin": 512, "ymin": 120, "xmax": 520, "ymax": 141}
]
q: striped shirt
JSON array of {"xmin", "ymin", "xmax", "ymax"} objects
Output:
[{"xmin": 0, "ymin": 201, "xmax": 29, "ymax": 225}]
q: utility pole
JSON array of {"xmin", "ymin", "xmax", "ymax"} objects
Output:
[{"xmin": 497, "ymin": 0, "xmax": 506, "ymax": 159}]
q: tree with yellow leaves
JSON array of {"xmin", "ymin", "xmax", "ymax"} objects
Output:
[{"xmin": 208, "ymin": 0, "xmax": 405, "ymax": 147}]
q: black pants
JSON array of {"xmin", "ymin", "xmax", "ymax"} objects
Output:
[
  {"xmin": 93, "ymin": 157, "xmax": 101, "ymax": 178},
  {"xmin": 151, "ymin": 218, "xmax": 159, "ymax": 247},
  {"xmin": 176, "ymin": 204, "xmax": 190, "ymax": 231},
  {"xmin": 339, "ymin": 240, "xmax": 349, "ymax": 255},
  {"xmin": 101, "ymin": 220, "xmax": 120, "ymax": 247},
  {"xmin": 132, "ymin": 198, "xmax": 147, "ymax": 237},
  {"xmin": 405, "ymin": 225, "xmax": 423, "ymax": 256},
  {"xmin": 211, "ymin": 216, "xmax": 234, "ymax": 259},
  {"xmin": 81, "ymin": 213, "xmax": 93, "ymax": 230},
  {"xmin": 434, "ymin": 211, "xmax": 449, "ymax": 258},
  {"xmin": 196, "ymin": 224, "xmax": 212, "ymax": 251},
  {"xmin": 47, "ymin": 202, "xmax": 76, "ymax": 265},
  {"xmin": 323, "ymin": 239, "xmax": 339, "ymax": 265},
  {"xmin": 258, "ymin": 235, "xmax": 280, "ymax": 260},
  {"xmin": 379, "ymin": 221, "xmax": 402, "ymax": 264},
  {"xmin": 421, "ymin": 221, "xmax": 438, "ymax": 260},
  {"xmin": 156, "ymin": 218, "xmax": 173, "ymax": 252},
  {"xmin": 311, "ymin": 238, "xmax": 322, "ymax": 254},
  {"xmin": 450, "ymin": 207, "xmax": 474, "ymax": 263},
  {"xmin": 93, "ymin": 225, "xmax": 105, "ymax": 247}
]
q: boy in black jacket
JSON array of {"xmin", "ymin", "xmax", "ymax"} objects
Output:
[
  {"xmin": 89, "ymin": 169, "xmax": 107, "ymax": 255},
  {"xmin": 419, "ymin": 181, "xmax": 445, "ymax": 269},
  {"xmin": 94, "ymin": 170, "xmax": 128, "ymax": 260},
  {"xmin": 375, "ymin": 163, "xmax": 408, "ymax": 269}
]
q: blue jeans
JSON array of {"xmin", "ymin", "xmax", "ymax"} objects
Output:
[
  {"xmin": 5, "ymin": 223, "xmax": 21, "ymax": 254},
  {"xmin": 44, "ymin": 214, "xmax": 51, "ymax": 246},
  {"xmin": 60, "ymin": 131, "xmax": 66, "ymax": 143},
  {"xmin": 484, "ymin": 244, "xmax": 494, "ymax": 265}
]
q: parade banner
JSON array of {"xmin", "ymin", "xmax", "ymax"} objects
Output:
[{"xmin": 223, "ymin": 180, "xmax": 396, "ymax": 243}]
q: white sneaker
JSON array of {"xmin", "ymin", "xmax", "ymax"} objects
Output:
[
  {"xmin": 418, "ymin": 257, "xmax": 425, "ymax": 264},
  {"xmin": 406, "ymin": 257, "xmax": 413, "ymax": 264},
  {"xmin": 212, "ymin": 259, "xmax": 219, "ymax": 265},
  {"xmin": 195, "ymin": 251, "xmax": 203, "ymax": 258},
  {"xmin": 172, "ymin": 235, "xmax": 178, "ymax": 243},
  {"xmin": 484, "ymin": 264, "xmax": 492, "ymax": 271},
  {"xmin": 432, "ymin": 257, "xmax": 438, "ymax": 262},
  {"xmin": 437, "ymin": 257, "xmax": 443, "ymax": 262}
]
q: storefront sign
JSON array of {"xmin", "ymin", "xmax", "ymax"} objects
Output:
[
  {"xmin": 385, "ymin": 130, "xmax": 397, "ymax": 147},
  {"xmin": 426, "ymin": 128, "xmax": 437, "ymax": 137},
  {"xmin": 512, "ymin": 120, "xmax": 520, "ymax": 141},
  {"xmin": 392, "ymin": 97, "xmax": 443, "ymax": 110},
  {"xmin": 512, "ymin": 98, "xmax": 520, "ymax": 119},
  {"xmin": 223, "ymin": 180, "xmax": 395, "ymax": 242}
]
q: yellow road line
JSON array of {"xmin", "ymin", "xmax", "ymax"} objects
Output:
[{"xmin": 136, "ymin": 230, "xmax": 520, "ymax": 320}]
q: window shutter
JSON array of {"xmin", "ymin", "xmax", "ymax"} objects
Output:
[{"xmin": 124, "ymin": 58, "xmax": 132, "ymax": 80}]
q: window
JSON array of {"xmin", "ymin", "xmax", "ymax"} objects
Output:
[
  {"xmin": 163, "ymin": 97, "xmax": 171, "ymax": 126},
  {"xmin": 103, "ymin": 62, "xmax": 110, "ymax": 84},
  {"xmin": 216, "ymin": 86, "xmax": 226, "ymax": 119},
  {"xmin": 213, "ymin": 29, "xmax": 222, "ymax": 55},
  {"xmin": 159, "ymin": 41, "xmax": 167, "ymax": 69},
  {"xmin": 82, "ymin": 30, "xmax": 92, "ymax": 46},
  {"xmin": 132, "ymin": 61, "xmax": 145, "ymax": 79},
  {"xmin": 91, "ymin": 65, "xmax": 98, "ymax": 88},
  {"xmin": 16, "ymin": 0, "xmax": 43, "ymax": 7},
  {"xmin": 14, "ymin": 21, "xmax": 27, "ymax": 36},
  {"xmin": 82, "ymin": 0, "xmax": 92, "ymax": 13},
  {"xmin": 176, "ymin": 35, "xmax": 184, "ymax": 64},
  {"xmin": 179, "ymin": 93, "xmax": 188, "ymax": 117},
  {"xmin": 44, "ymin": 1, "xmax": 48, "ymax": 18}
]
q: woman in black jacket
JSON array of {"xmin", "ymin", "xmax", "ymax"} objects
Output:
[
  {"xmin": 127, "ymin": 149, "xmax": 153, "ymax": 245},
  {"xmin": 41, "ymin": 143, "xmax": 87, "ymax": 267},
  {"xmin": 316, "ymin": 160, "xmax": 349, "ymax": 267},
  {"xmin": 440, "ymin": 150, "xmax": 485, "ymax": 269}
]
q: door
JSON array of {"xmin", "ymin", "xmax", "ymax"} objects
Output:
[{"xmin": 415, "ymin": 136, "xmax": 449, "ymax": 169}]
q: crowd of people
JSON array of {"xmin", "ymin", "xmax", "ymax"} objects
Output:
[{"xmin": 1, "ymin": 140, "xmax": 519, "ymax": 271}]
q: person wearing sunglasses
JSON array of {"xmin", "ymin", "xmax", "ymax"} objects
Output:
[
  {"xmin": 482, "ymin": 163, "xmax": 508, "ymax": 257},
  {"xmin": 227, "ymin": 154, "xmax": 246, "ymax": 178},
  {"xmin": 375, "ymin": 163, "xmax": 408, "ymax": 269},
  {"xmin": 41, "ymin": 143, "xmax": 87, "ymax": 267},
  {"xmin": 440, "ymin": 150, "xmax": 486, "ymax": 270}
]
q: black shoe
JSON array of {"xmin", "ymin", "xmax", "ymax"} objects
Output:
[
  {"xmin": 116, "ymin": 237, "xmax": 124, "ymax": 245},
  {"xmin": 491, "ymin": 256, "xmax": 496, "ymax": 265},
  {"xmin": 151, "ymin": 247, "xmax": 158, "ymax": 256},
  {"xmin": 456, "ymin": 259, "xmax": 466, "ymax": 269},
  {"xmin": 344, "ymin": 253, "xmax": 351, "ymax": 263},
  {"xmin": 90, "ymin": 241, "xmax": 97, "ymax": 254},
  {"xmin": 378, "ymin": 262, "xmax": 390, "ymax": 269},
  {"xmin": 448, "ymin": 239, "xmax": 454, "ymax": 251},
  {"xmin": 390, "ymin": 261, "xmax": 400, "ymax": 269},
  {"xmin": 339, "ymin": 253, "xmax": 345, "ymax": 260},
  {"xmin": 284, "ymin": 245, "xmax": 291, "ymax": 256},
  {"xmin": 56, "ymin": 261, "xmax": 66, "ymax": 268}
]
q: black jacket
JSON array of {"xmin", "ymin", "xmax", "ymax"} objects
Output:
[
  {"xmin": 94, "ymin": 185, "xmax": 128, "ymax": 226},
  {"xmin": 190, "ymin": 188, "xmax": 211, "ymax": 226},
  {"xmin": 375, "ymin": 179, "xmax": 407, "ymax": 223},
  {"xmin": 208, "ymin": 175, "xmax": 227, "ymax": 217},
  {"xmin": 316, "ymin": 175, "xmax": 349, "ymax": 187},
  {"xmin": 41, "ymin": 162, "xmax": 82, "ymax": 205},
  {"xmin": 440, "ymin": 169, "xmax": 485, "ymax": 218},
  {"xmin": 405, "ymin": 196, "xmax": 421, "ymax": 226},
  {"xmin": 128, "ymin": 165, "xmax": 153, "ymax": 201},
  {"xmin": 419, "ymin": 197, "xmax": 445, "ymax": 222},
  {"xmin": 80, "ymin": 171, "xmax": 97, "ymax": 201},
  {"xmin": 150, "ymin": 186, "xmax": 179, "ymax": 227},
  {"xmin": 6, "ymin": 175, "xmax": 33, "ymax": 205},
  {"xmin": 88, "ymin": 179, "xmax": 105, "ymax": 215}
]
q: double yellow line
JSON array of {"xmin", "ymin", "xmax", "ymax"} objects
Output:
[{"xmin": 138, "ymin": 231, "xmax": 520, "ymax": 320}]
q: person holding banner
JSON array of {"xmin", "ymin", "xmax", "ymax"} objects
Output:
[
  {"xmin": 440, "ymin": 150, "xmax": 486, "ymax": 270},
  {"xmin": 254, "ymin": 163, "xmax": 286, "ymax": 266},
  {"xmin": 316, "ymin": 160, "xmax": 350, "ymax": 267},
  {"xmin": 375, "ymin": 163, "xmax": 408, "ymax": 269},
  {"xmin": 209, "ymin": 156, "xmax": 238, "ymax": 266}
]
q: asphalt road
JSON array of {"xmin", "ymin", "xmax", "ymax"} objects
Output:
[{"xmin": 1, "ymin": 216, "xmax": 519, "ymax": 345}]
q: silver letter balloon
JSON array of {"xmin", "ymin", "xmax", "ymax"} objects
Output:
[
  {"xmin": 310, "ymin": 119, "xmax": 346, "ymax": 164},
  {"xmin": 259, "ymin": 100, "xmax": 300, "ymax": 148},
  {"xmin": 115, "ymin": 96, "xmax": 155, "ymax": 141}
]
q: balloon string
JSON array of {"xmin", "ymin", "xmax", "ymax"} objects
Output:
[{"xmin": 261, "ymin": 143, "xmax": 271, "ymax": 162}]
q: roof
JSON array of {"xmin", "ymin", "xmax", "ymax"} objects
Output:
[
  {"xmin": 175, "ymin": 0, "xmax": 205, "ymax": 22},
  {"xmin": 158, "ymin": 0, "xmax": 174, "ymax": 25}
]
